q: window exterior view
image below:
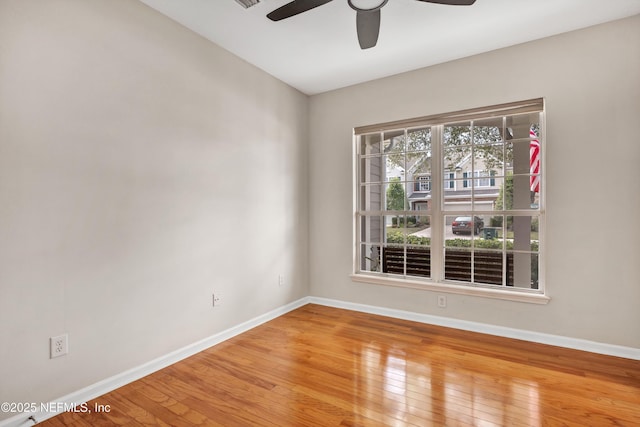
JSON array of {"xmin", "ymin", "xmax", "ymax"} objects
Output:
[{"xmin": 355, "ymin": 99, "xmax": 544, "ymax": 294}]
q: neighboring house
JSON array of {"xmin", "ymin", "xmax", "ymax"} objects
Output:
[{"xmin": 406, "ymin": 153, "xmax": 505, "ymax": 215}]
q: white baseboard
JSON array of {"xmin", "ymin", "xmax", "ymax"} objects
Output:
[
  {"xmin": 307, "ymin": 296, "xmax": 640, "ymax": 361},
  {"xmin": 0, "ymin": 298, "xmax": 309, "ymax": 427},
  {"xmin": 3, "ymin": 296, "xmax": 638, "ymax": 426}
]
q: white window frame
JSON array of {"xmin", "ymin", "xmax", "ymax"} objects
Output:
[{"xmin": 352, "ymin": 98, "xmax": 549, "ymax": 304}]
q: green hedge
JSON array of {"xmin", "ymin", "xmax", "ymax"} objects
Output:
[
  {"xmin": 386, "ymin": 230, "xmax": 430, "ymax": 245},
  {"xmin": 446, "ymin": 238, "xmax": 539, "ymax": 252},
  {"xmin": 386, "ymin": 231, "xmax": 538, "ymax": 251}
]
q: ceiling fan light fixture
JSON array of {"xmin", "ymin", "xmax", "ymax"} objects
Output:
[
  {"xmin": 348, "ymin": 0, "xmax": 388, "ymax": 12},
  {"xmin": 234, "ymin": 0, "xmax": 260, "ymax": 9}
]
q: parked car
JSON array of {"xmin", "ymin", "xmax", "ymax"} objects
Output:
[{"xmin": 452, "ymin": 216, "xmax": 484, "ymax": 235}]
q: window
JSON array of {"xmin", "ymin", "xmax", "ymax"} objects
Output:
[
  {"xmin": 354, "ymin": 99, "xmax": 545, "ymax": 301},
  {"xmin": 414, "ymin": 175, "xmax": 431, "ymax": 192},
  {"xmin": 444, "ymin": 171, "xmax": 455, "ymax": 190},
  {"xmin": 473, "ymin": 170, "xmax": 495, "ymax": 187}
]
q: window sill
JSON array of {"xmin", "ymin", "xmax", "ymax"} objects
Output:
[{"xmin": 350, "ymin": 273, "xmax": 550, "ymax": 305}]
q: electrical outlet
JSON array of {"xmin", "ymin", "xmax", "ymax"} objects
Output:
[
  {"xmin": 50, "ymin": 334, "xmax": 68, "ymax": 358},
  {"xmin": 278, "ymin": 274, "xmax": 284, "ymax": 287},
  {"xmin": 212, "ymin": 293, "xmax": 221, "ymax": 307},
  {"xmin": 437, "ymin": 295, "xmax": 447, "ymax": 308}
]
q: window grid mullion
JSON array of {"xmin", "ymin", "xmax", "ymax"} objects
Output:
[
  {"xmin": 431, "ymin": 125, "xmax": 443, "ymax": 282},
  {"xmin": 403, "ymin": 131, "xmax": 408, "ymax": 277},
  {"xmin": 470, "ymin": 122, "xmax": 476, "ymax": 284}
]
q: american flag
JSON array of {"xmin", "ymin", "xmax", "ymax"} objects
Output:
[{"xmin": 529, "ymin": 129, "xmax": 540, "ymax": 193}]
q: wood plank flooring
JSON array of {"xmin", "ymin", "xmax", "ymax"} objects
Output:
[{"xmin": 40, "ymin": 304, "xmax": 640, "ymax": 426}]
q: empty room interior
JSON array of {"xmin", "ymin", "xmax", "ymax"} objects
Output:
[{"xmin": 1, "ymin": 0, "xmax": 639, "ymax": 426}]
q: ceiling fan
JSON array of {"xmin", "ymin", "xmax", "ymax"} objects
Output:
[{"xmin": 267, "ymin": 0, "xmax": 477, "ymax": 50}]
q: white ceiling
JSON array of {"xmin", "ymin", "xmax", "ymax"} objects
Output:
[{"xmin": 138, "ymin": 0, "xmax": 640, "ymax": 95}]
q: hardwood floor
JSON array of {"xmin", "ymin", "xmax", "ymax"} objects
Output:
[{"xmin": 41, "ymin": 304, "xmax": 640, "ymax": 426}]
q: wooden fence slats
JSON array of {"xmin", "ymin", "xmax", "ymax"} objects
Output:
[{"xmin": 382, "ymin": 246, "xmax": 517, "ymax": 285}]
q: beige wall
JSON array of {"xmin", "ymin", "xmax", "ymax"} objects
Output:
[
  {"xmin": 309, "ymin": 15, "xmax": 640, "ymax": 348},
  {"xmin": 0, "ymin": 0, "xmax": 308, "ymax": 414}
]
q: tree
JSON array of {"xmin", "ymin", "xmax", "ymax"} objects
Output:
[
  {"xmin": 495, "ymin": 172, "xmax": 513, "ymax": 211},
  {"xmin": 386, "ymin": 177, "xmax": 405, "ymax": 210},
  {"xmin": 384, "ymin": 129, "xmax": 431, "ymax": 175},
  {"xmin": 384, "ymin": 124, "xmax": 507, "ymax": 175},
  {"xmin": 386, "ymin": 178, "xmax": 405, "ymax": 227},
  {"xmin": 443, "ymin": 124, "xmax": 506, "ymax": 171},
  {"xmin": 493, "ymin": 172, "xmax": 513, "ymax": 228}
]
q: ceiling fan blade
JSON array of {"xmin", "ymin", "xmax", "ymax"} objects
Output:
[
  {"xmin": 356, "ymin": 9, "xmax": 381, "ymax": 49},
  {"xmin": 267, "ymin": 0, "xmax": 334, "ymax": 21},
  {"xmin": 415, "ymin": 0, "xmax": 476, "ymax": 5}
]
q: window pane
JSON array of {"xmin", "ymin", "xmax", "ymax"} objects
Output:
[
  {"xmin": 443, "ymin": 146, "xmax": 471, "ymax": 171},
  {"xmin": 383, "ymin": 130, "xmax": 405, "ymax": 153},
  {"xmin": 406, "ymin": 214, "xmax": 430, "ymax": 246},
  {"xmin": 359, "ymin": 184, "xmax": 382, "ymax": 211},
  {"xmin": 474, "ymin": 251, "xmax": 504, "ymax": 286},
  {"xmin": 406, "ymin": 151, "xmax": 431, "ymax": 175},
  {"xmin": 473, "ymin": 118, "xmax": 504, "ymax": 145},
  {"xmin": 359, "ymin": 215, "xmax": 383, "ymax": 244},
  {"xmin": 507, "ymin": 171, "xmax": 540, "ymax": 210},
  {"xmin": 443, "ymin": 182, "xmax": 469, "ymax": 212},
  {"xmin": 360, "ymin": 243, "xmax": 382, "ymax": 273},
  {"xmin": 472, "ymin": 174, "xmax": 502, "ymax": 211},
  {"xmin": 385, "ymin": 154, "xmax": 405, "ymax": 180},
  {"xmin": 385, "ymin": 215, "xmax": 406, "ymax": 243},
  {"xmin": 493, "ymin": 174, "xmax": 511, "ymax": 211},
  {"xmin": 478, "ymin": 219, "xmax": 504, "ymax": 250},
  {"xmin": 444, "ymin": 122, "xmax": 471, "ymax": 147},
  {"xmin": 485, "ymin": 215, "xmax": 506, "ymax": 249},
  {"xmin": 385, "ymin": 180, "xmax": 407, "ymax": 211},
  {"xmin": 506, "ymin": 252, "xmax": 539, "ymax": 289},
  {"xmin": 405, "ymin": 245, "xmax": 430, "ymax": 278},
  {"xmin": 444, "ymin": 248, "xmax": 472, "ymax": 282},
  {"xmin": 385, "ymin": 215, "xmax": 429, "ymax": 244},
  {"xmin": 406, "ymin": 127, "xmax": 431, "ymax": 152},
  {"xmin": 447, "ymin": 215, "xmax": 483, "ymax": 238},
  {"xmin": 360, "ymin": 155, "xmax": 383, "ymax": 184},
  {"xmin": 506, "ymin": 215, "xmax": 540, "ymax": 252},
  {"xmin": 505, "ymin": 139, "xmax": 529, "ymax": 174},
  {"xmin": 382, "ymin": 245, "xmax": 405, "ymax": 276},
  {"xmin": 473, "ymin": 143, "xmax": 504, "ymax": 177},
  {"xmin": 473, "ymin": 177, "xmax": 503, "ymax": 212},
  {"xmin": 506, "ymin": 112, "xmax": 540, "ymax": 136},
  {"xmin": 360, "ymin": 133, "xmax": 381, "ymax": 155}
]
